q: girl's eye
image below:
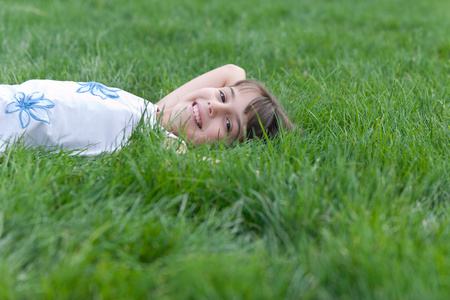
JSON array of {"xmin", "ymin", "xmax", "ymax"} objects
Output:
[
  {"xmin": 226, "ymin": 119, "xmax": 231, "ymax": 132},
  {"xmin": 220, "ymin": 91, "xmax": 226, "ymax": 103}
]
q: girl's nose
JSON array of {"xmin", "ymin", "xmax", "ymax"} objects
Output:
[
  {"xmin": 207, "ymin": 101, "xmax": 213, "ymax": 116},
  {"xmin": 207, "ymin": 101, "xmax": 221, "ymax": 118},
  {"xmin": 208, "ymin": 99, "xmax": 229, "ymax": 118}
]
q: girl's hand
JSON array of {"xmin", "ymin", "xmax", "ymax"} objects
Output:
[{"xmin": 164, "ymin": 137, "xmax": 187, "ymax": 154}]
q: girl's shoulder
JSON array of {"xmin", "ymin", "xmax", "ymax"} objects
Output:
[
  {"xmin": 14, "ymin": 80, "xmax": 118, "ymax": 91},
  {"xmin": 5, "ymin": 80, "xmax": 127, "ymax": 101}
]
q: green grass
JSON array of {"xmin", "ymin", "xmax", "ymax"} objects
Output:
[{"xmin": 1, "ymin": 0, "xmax": 449, "ymax": 298}]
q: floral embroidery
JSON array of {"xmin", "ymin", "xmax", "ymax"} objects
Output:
[
  {"xmin": 5, "ymin": 92, "xmax": 55, "ymax": 129},
  {"xmin": 76, "ymin": 82, "xmax": 121, "ymax": 99}
]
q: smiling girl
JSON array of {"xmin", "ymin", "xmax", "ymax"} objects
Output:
[{"xmin": 0, "ymin": 64, "xmax": 292, "ymax": 154}]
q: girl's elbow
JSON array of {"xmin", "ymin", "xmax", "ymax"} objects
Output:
[
  {"xmin": 226, "ymin": 64, "xmax": 245, "ymax": 74},
  {"xmin": 224, "ymin": 64, "xmax": 246, "ymax": 83}
]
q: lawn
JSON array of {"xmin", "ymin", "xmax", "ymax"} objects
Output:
[{"xmin": 0, "ymin": 0, "xmax": 449, "ymax": 299}]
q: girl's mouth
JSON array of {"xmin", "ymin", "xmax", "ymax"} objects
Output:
[{"xmin": 192, "ymin": 102, "xmax": 202, "ymax": 129}]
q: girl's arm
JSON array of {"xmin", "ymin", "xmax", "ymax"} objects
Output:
[{"xmin": 158, "ymin": 64, "xmax": 246, "ymax": 105}]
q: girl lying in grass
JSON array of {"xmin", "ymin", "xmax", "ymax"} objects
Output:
[{"xmin": 0, "ymin": 64, "xmax": 292, "ymax": 155}]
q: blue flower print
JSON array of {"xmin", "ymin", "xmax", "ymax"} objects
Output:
[
  {"xmin": 5, "ymin": 92, "xmax": 55, "ymax": 129},
  {"xmin": 76, "ymin": 82, "xmax": 121, "ymax": 99}
]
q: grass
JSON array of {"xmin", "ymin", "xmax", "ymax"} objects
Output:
[{"xmin": 1, "ymin": 0, "xmax": 449, "ymax": 298}]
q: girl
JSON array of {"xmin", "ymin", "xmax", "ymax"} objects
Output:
[{"xmin": 0, "ymin": 64, "xmax": 291, "ymax": 155}]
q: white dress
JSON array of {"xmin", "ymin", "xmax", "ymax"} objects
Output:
[{"xmin": 0, "ymin": 80, "xmax": 178, "ymax": 155}]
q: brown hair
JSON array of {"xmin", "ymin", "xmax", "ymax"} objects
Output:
[{"xmin": 233, "ymin": 79, "xmax": 293, "ymax": 141}]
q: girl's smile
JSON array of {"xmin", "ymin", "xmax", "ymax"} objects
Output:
[{"xmin": 191, "ymin": 101, "xmax": 202, "ymax": 129}]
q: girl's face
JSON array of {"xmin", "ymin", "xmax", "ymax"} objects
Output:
[{"xmin": 166, "ymin": 87, "xmax": 259, "ymax": 145}]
